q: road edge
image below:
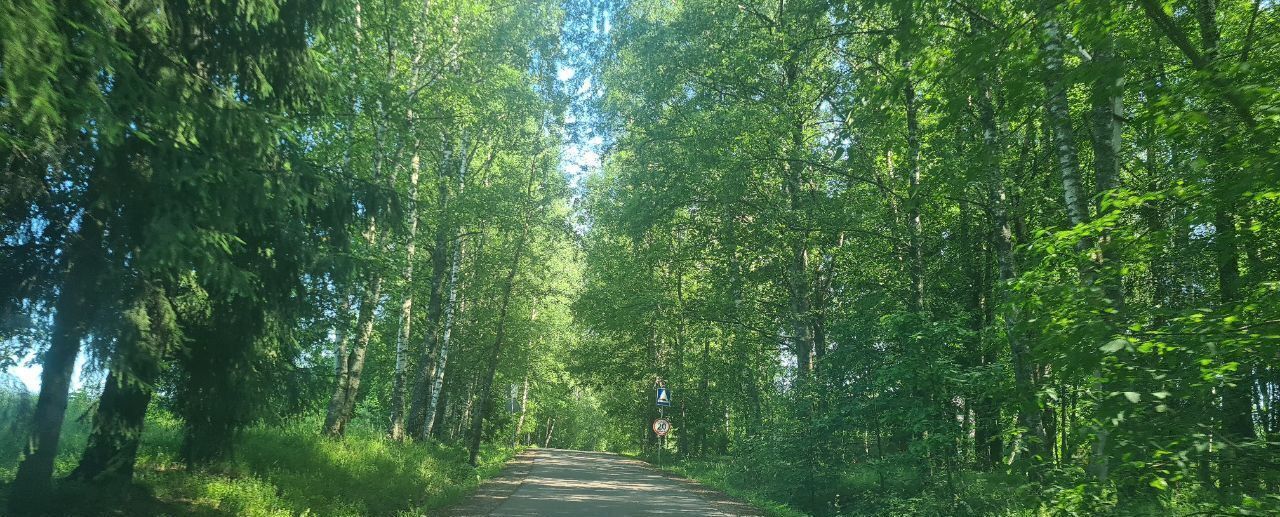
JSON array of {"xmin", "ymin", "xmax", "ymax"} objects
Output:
[
  {"xmin": 621, "ymin": 455, "xmax": 767, "ymax": 516},
  {"xmin": 436, "ymin": 449, "xmax": 539, "ymax": 516}
]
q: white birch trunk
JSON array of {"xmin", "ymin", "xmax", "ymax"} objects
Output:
[
  {"xmin": 424, "ymin": 237, "xmax": 462, "ymax": 437},
  {"xmin": 389, "ymin": 144, "xmax": 422, "ymax": 441},
  {"xmin": 513, "ymin": 374, "xmax": 529, "ymax": 447}
]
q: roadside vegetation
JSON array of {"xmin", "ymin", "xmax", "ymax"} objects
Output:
[
  {"xmin": 629, "ymin": 451, "xmax": 807, "ymax": 517},
  {"xmin": 1, "ymin": 0, "xmax": 587, "ymax": 514},
  {"xmin": 3, "ymin": 0, "xmax": 1279, "ymax": 515},
  {"xmin": 573, "ymin": 0, "xmax": 1280, "ymax": 515},
  {"xmin": 0, "ymin": 390, "xmax": 516, "ymax": 515}
]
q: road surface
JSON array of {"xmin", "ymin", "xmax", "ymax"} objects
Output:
[{"xmin": 444, "ymin": 449, "xmax": 761, "ymax": 516}]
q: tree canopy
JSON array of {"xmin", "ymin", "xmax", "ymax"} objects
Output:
[{"xmin": 2, "ymin": 0, "xmax": 1279, "ymax": 515}]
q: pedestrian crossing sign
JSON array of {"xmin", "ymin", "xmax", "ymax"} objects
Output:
[{"xmin": 656, "ymin": 387, "xmax": 671, "ymax": 407}]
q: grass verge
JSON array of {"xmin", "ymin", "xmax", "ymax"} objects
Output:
[
  {"xmin": 1, "ymin": 405, "xmax": 519, "ymax": 516},
  {"xmin": 626, "ymin": 452, "xmax": 808, "ymax": 517}
]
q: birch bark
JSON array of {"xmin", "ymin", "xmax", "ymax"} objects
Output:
[
  {"xmin": 389, "ymin": 143, "xmax": 422, "ymax": 441},
  {"xmin": 977, "ymin": 65, "xmax": 1047, "ymax": 459}
]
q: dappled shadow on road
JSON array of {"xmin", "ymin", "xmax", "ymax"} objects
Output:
[
  {"xmin": 440, "ymin": 450, "xmax": 537, "ymax": 517},
  {"xmin": 483, "ymin": 449, "xmax": 748, "ymax": 516}
]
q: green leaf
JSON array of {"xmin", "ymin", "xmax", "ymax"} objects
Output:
[
  {"xmin": 1101, "ymin": 338, "xmax": 1127, "ymax": 353},
  {"xmin": 1123, "ymin": 392, "xmax": 1141, "ymax": 403},
  {"xmin": 133, "ymin": 128, "xmax": 155, "ymax": 144}
]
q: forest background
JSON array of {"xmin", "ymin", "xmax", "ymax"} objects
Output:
[{"xmin": 2, "ymin": 0, "xmax": 1278, "ymax": 515}]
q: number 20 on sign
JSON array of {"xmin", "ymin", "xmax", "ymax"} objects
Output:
[{"xmin": 652, "ymin": 418, "xmax": 671, "ymax": 437}]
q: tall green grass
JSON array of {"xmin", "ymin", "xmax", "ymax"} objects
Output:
[
  {"xmin": 629, "ymin": 450, "xmax": 1046, "ymax": 517},
  {"xmin": 1, "ymin": 395, "xmax": 517, "ymax": 516}
]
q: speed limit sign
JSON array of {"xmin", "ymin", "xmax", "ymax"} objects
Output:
[{"xmin": 652, "ymin": 418, "xmax": 671, "ymax": 437}]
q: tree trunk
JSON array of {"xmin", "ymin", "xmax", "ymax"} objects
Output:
[
  {"xmin": 513, "ymin": 374, "xmax": 529, "ymax": 447},
  {"xmin": 70, "ymin": 284, "xmax": 173, "ymax": 485},
  {"xmin": 325, "ymin": 272, "xmax": 383, "ymax": 437},
  {"xmin": 725, "ymin": 189, "xmax": 757, "ymax": 440},
  {"xmin": 1196, "ymin": 0, "xmax": 1257, "ymax": 490},
  {"xmin": 430, "ymin": 365, "xmax": 451, "ymax": 439},
  {"xmin": 783, "ymin": 112, "xmax": 815, "ymax": 378},
  {"xmin": 904, "ymin": 73, "xmax": 925, "ymax": 315},
  {"xmin": 407, "ymin": 223, "xmax": 450, "ymax": 437},
  {"xmin": 425, "ymin": 236, "xmax": 463, "ymax": 438},
  {"xmin": 1041, "ymin": 9, "xmax": 1091, "ymax": 234},
  {"xmin": 979, "ymin": 67, "xmax": 1047, "ymax": 461},
  {"xmin": 323, "ymin": 294, "xmax": 353, "ymax": 433},
  {"xmin": 813, "ymin": 234, "xmax": 840, "ymax": 363},
  {"xmin": 962, "ymin": 173, "xmax": 1000, "ymax": 469},
  {"xmin": 68, "ymin": 370, "xmax": 153, "ymax": 485},
  {"xmin": 785, "ymin": 227, "xmax": 813, "ymax": 376},
  {"xmin": 1088, "ymin": 22, "xmax": 1128, "ymax": 485},
  {"xmin": 409, "ymin": 134, "xmax": 468, "ymax": 439},
  {"xmin": 461, "ymin": 389, "xmax": 473, "ymax": 441},
  {"xmin": 10, "ymin": 208, "xmax": 104, "ymax": 507},
  {"xmin": 390, "ymin": 146, "xmax": 423, "ymax": 441},
  {"xmin": 14, "ymin": 314, "xmax": 86, "ymax": 485},
  {"xmin": 697, "ymin": 335, "xmax": 710, "ymax": 456},
  {"xmin": 338, "ymin": 276, "xmax": 383, "ymax": 432},
  {"xmin": 468, "ymin": 228, "xmax": 528, "ymax": 465},
  {"xmin": 1217, "ymin": 198, "xmax": 1257, "ymax": 482},
  {"xmin": 673, "ymin": 266, "xmax": 689, "ymax": 458},
  {"xmin": 1090, "ymin": 42, "xmax": 1125, "ymax": 317},
  {"xmin": 327, "ymin": 72, "xmax": 393, "ymax": 437},
  {"xmin": 1041, "ymin": 6, "xmax": 1106, "ymax": 478}
]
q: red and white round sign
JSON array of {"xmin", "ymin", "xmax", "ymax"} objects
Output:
[{"xmin": 652, "ymin": 418, "xmax": 671, "ymax": 437}]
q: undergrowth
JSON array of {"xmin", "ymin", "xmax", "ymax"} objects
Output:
[{"xmin": 1, "ymin": 397, "xmax": 516, "ymax": 516}]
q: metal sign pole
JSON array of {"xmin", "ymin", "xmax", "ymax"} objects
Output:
[{"xmin": 653, "ymin": 378, "xmax": 671, "ymax": 469}]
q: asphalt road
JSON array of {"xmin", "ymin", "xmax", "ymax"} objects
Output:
[{"xmin": 450, "ymin": 449, "xmax": 758, "ymax": 516}]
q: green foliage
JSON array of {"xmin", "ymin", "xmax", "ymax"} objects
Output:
[
  {"xmin": 4, "ymin": 0, "xmax": 1280, "ymax": 514},
  {"xmin": 0, "ymin": 391, "xmax": 95, "ymax": 480},
  {"xmin": 576, "ymin": 0, "xmax": 1280, "ymax": 515},
  {"xmin": 0, "ymin": 395, "xmax": 516, "ymax": 515}
]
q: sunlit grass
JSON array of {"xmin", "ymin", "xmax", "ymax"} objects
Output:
[{"xmin": 1, "ymin": 398, "xmax": 517, "ymax": 515}]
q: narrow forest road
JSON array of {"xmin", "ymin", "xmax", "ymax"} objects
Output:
[{"xmin": 443, "ymin": 449, "xmax": 763, "ymax": 516}]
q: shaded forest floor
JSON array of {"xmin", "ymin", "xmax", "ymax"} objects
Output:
[{"xmin": 0, "ymin": 395, "xmax": 516, "ymax": 515}]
